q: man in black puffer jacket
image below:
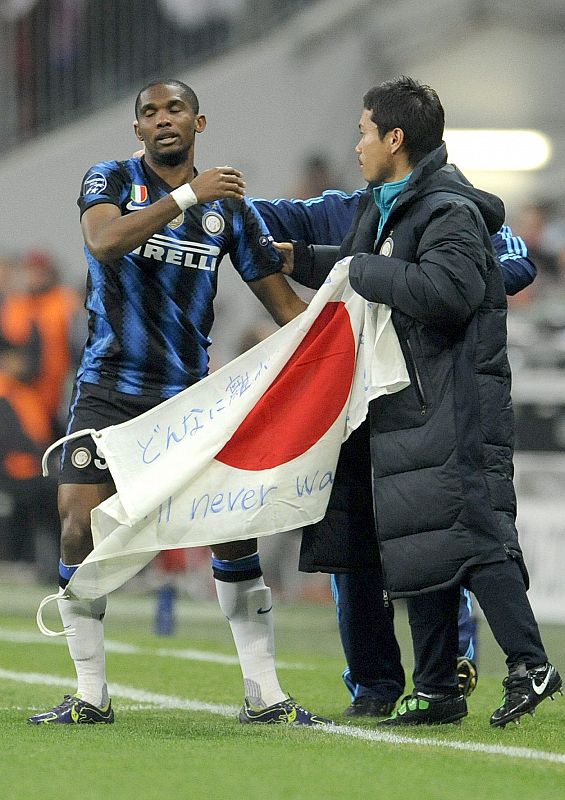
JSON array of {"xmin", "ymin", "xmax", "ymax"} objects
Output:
[{"xmin": 283, "ymin": 76, "xmax": 561, "ymax": 728}]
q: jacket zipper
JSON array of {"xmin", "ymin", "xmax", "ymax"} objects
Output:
[{"xmin": 405, "ymin": 339, "xmax": 427, "ymax": 415}]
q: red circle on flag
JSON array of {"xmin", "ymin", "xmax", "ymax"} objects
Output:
[{"xmin": 216, "ymin": 302, "xmax": 355, "ymax": 470}]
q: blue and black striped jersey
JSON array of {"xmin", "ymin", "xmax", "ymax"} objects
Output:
[{"xmin": 77, "ymin": 157, "xmax": 281, "ymax": 398}]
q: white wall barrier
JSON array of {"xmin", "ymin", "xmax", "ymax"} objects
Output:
[{"xmin": 514, "ymin": 452, "xmax": 565, "ymax": 623}]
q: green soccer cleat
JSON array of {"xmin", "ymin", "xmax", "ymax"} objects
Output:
[{"xmin": 378, "ymin": 691, "xmax": 467, "ymax": 726}]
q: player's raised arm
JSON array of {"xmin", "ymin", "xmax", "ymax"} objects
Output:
[{"xmin": 81, "ymin": 166, "xmax": 245, "ymax": 263}]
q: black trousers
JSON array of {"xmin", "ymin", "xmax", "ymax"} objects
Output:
[{"xmin": 407, "ymin": 557, "xmax": 547, "ymax": 694}]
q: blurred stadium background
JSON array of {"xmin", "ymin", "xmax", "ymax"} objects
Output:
[{"xmin": 0, "ymin": 0, "xmax": 564, "ymax": 634}]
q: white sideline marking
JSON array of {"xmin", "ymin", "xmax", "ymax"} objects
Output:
[
  {"xmin": 0, "ymin": 669, "xmax": 238, "ymax": 716},
  {"xmin": 325, "ymin": 724, "xmax": 565, "ymax": 764},
  {"xmin": 0, "ymin": 628, "xmax": 314, "ymax": 670},
  {"xmin": 2, "ymin": 668, "xmax": 564, "ymax": 765}
]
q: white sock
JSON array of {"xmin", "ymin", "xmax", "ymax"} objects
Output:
[
  {"xmin": 58, "ymin": 595, "xmax": 109, "ymax": 708},
  {"xmin": 214, "ymin": 575, "xmax": 286, "ymax": 707}
]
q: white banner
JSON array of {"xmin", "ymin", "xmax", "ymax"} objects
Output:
[{"xmin": 66, "ymin": 258, "xmax": 409, "ymax": 599}]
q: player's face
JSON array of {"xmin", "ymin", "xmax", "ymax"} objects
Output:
[
  {"xmin": 134, "ymin": 84, "xmax": 206, "ymax": 167},
  {"xmin": 355, "ymin": 109, "xmax": 395, "ymax": 184}
]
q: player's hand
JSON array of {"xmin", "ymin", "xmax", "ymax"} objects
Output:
[
  {"xmin": 273, "ymin": 241, "xmax": 294, "ymax": 275},
  {"xmin": 191, "ymin": 166, "xmax": 245, "ymax": 203}
]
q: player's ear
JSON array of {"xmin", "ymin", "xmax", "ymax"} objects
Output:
[
  {"xmin": 195, "ymin": 114, "xmax": 207, "ymax": 134},
  {"xmin": 389, "ymin": 127, "xmax": 404, "ymax": 155},
  {"xmin": 133, "ymin": 120, "xmax": 143, "ymax": 141}
]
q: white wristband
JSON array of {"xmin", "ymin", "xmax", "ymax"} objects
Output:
[{"xmin": 170, "ymin": 182, "xmax": 198, "ymax": 211}]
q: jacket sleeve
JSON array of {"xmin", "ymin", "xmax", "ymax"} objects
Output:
[
  {"xmin": 349, "ymin": 204, "xmax": 487, "ymax": 327},
  {"xmin": 491, "ymin": 225, "xmax": 537, "ymax": 296},
  {"xmin": 292, "ymin": 242, "xmax": 341, "ymax": 289},
  {"xmin": 253, "ymin": 191, "xmax": 361, "ymax": 246},
  {"xmin": 253, "ymin": 192, "xmax": 364, "ymax": 289}
]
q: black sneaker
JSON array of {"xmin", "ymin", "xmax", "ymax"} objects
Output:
[
  {"xmin": 343, "ymin": 696, "xmax": 396, "ymax": 718},
  {"xmin": 378, "ymin": 691, "xmax": 467, "ymax": 726},
  {"xmin": 457, "ymin": 657, "xmax": 478, "ymax": 697},
  {"xmin": 490, "ymin": 662, "xmax": 562, "ymax": 728}
]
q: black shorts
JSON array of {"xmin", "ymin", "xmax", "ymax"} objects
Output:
[{"xmin": 58, "ymin": 382, "xmax": 164, "ymax": 484}]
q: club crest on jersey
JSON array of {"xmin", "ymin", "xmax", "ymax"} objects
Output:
[
  {"xmin": 71, "ymin": 447, "xmax": 92, "ymax": 469},
  {"xmin": 380, "ymin": 237, "xmax": 394, "ymax": 257},
  {"xmin": 202, "ymin": 211, "xmax": 225, "ymax": 235},
  {"xmin": 83, "ymin": 173, "xmax": 107, "ymax": 195}
]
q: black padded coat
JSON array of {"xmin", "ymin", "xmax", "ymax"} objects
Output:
[{"xmin": 294, "ymin": 144, "xmax": 525, "ymax": 598}]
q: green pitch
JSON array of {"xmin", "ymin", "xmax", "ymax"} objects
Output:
[{"xmin": 0, "ymin": 581, "xmax": 564, "ymax": 800}]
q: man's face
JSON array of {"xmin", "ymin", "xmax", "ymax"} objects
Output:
[
  {"xmin": 355, "ymin": 108, "xmax": 394, "ymax": 184},
  {"xmin": 134, "ymin": 84, "xmax": 205, "ymax": 167}
]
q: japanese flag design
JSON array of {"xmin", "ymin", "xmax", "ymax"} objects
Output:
[{"xmin": 64, "ymin": 258, "xmax": 409, "ymax": 600}]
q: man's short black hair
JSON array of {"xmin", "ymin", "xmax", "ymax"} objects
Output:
[
  {"xmin": 363, "ymin": 76, "xmax": 444, "ymax": 166},
  {"xmin": 134, "ymin": 80, "xmax": 199, "ymax": 118}
]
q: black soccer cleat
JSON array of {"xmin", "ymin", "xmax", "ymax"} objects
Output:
[
  {"xmin": 239, "ymin": 697, "xmax": 333, "ymax": 726},
  {"xmin": 457, "ymin": 657, "xmax": 478, "ymax": 697},
  {"xmin": 490, "ymin": 662, "xmax": 562, "ymax": 728},
  {"xmin": 378, "ymin": 691, "xmax": 467, "ymax": 726},
  {"xmin": 343, "ymin": 696, "xmax": 396, "ymax": 718},
  {"xmin": 28, "ymin": 695, "xmax": 114, "ymax": 725}
]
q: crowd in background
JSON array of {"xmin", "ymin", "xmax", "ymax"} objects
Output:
[
  {"xmin": 0, "ymin": 0, "xmax": 313, "ymax": 154},
  {"xmin": 0, "ymin": 248, "xmax": 83, "ymax": 580},
  {"xmin": 507, "ymin": 200, "xmax": 565, "ymax": 370}
]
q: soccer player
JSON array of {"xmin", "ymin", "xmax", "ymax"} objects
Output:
[
  {"xmin": 253, "ymin": 195, "xmax": 535, "ymax": 716},
  {"xmin": 266, "ymin": 76, "xmax": 561, "ymax": 727},
  {"xmin": 28, "ymin": 80, "xmax": 331, "ymax": 727}
]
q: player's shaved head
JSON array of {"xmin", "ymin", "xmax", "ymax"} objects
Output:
[{"xmin": 134, "ymin": 80, "xmax": 199, "ymax": 119}]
